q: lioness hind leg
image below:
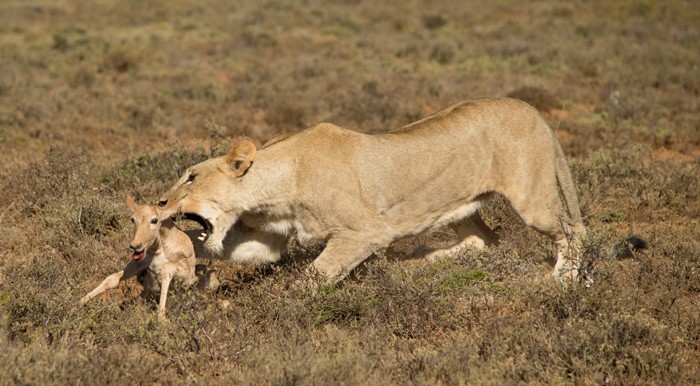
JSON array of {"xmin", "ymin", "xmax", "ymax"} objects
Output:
[
  {"xmin": 551, "ymin": 222, "xmax": 586, "ymax": 282},
  {"xmin": 509, "ymin": 197, "xmax": 581, "ymax": 283},
  {"xmin": 422, "ymin": 213, "xmax": 499, "ymax": 262}
]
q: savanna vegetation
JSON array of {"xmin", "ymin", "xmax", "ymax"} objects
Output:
[{"xmin": 1, "ymin": 0, "xmax": 699, "ymax": 384}]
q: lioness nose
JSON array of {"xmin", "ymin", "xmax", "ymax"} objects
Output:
[
  {"xmin": 129, "ymin": 243, "xmax": 142, "ymax": 251},
  {"xmin": 158, "ymin": 199, "xmax": 168, "ymax": 207}
]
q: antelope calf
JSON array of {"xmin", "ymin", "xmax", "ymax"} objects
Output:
[{"xmin": 80, "ymin": 195, "xmax": 217, "ymax": 320}]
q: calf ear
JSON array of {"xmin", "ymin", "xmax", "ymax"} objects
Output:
[
  {"xmin": 125, "ymin": 194, "xmax": 138, "ymax": 213},
  {"xmin": 226, "ymin": 139, "xmax": 257, "ymax": 176}
]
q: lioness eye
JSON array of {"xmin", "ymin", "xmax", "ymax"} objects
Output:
[
  {"xmin": 186, "ymin": 174, "xmax": 196, "ymax": 183},
  {"xmin": 130, "ymin": 218, "xmax": 135, "ymax": 223},
  {"xmin": 150, "ymin": 218, "xmax": 158, "ymax": 224}
]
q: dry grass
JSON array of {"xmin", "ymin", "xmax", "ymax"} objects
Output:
[{"xmin": 1, "ymin": 0, "xmax": 699, "ymax": 384}]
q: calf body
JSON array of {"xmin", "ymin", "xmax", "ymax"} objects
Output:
[{"xmin": 80, "ymin": 195, "xmax": 202, "ymax": 319}]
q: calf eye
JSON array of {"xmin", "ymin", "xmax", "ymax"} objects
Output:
[
  {"xmin": 130, "ymin": 218, "xmax": 135, "ymax": 223},
  {"xmin": 150, "ymin": 218, "xmax": 158, "ymax": 224}
]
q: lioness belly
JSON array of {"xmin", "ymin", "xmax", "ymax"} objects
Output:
[{"xmin": 432, "ymin": 200, "xmax": 484, "ymax": 230}]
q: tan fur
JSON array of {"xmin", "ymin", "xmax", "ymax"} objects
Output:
[
  {"xmin": 159, "ymin": 98, "xmax": 586, "ymax": 283},
  {"xmin": 80, "ymin": 195, "xmax": 218, "ymax": 320}
]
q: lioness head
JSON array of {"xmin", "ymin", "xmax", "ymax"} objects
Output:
[{"xmin": 158, "ymin": 139, "xmax": 257, "ymax": 254}]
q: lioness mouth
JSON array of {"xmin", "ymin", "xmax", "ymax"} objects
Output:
[{"xmin": 183, "ymin": 213, "xmax": 213, "ymax": 243}]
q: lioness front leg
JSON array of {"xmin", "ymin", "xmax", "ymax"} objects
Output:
[
  {"xmin": 311, "ymin": 236, "xmax": 379, "ymax": 284},
  {"xmin": 185, "ymin": 228, "xmax": 285, "ymax": 264},
  {"xmin": 80, "ymin": 260, "xmax": 149, "ymax": 304}
]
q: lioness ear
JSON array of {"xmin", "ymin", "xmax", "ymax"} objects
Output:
[
  {"xmin": 125, "ymin": 194, "xmax": 138, "ymax": 213},
  {"xmin": 226, "ymin": 139, "xmax": 257, "ymax": 176},
  {"xmin": 157, "ymin": 201, "xmax": 179, "ymax": 221}
]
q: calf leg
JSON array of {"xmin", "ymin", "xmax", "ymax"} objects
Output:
[
  {"xmin": 157, "ymin": 273, "xmax": 173, "ymax": 321},
  {"xmin": 80, "ymin": 260, "xmax": 148, "ymax": 304}
]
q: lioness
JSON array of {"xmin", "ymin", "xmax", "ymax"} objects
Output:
[{"xmin": 159, "ymin": 98, "xmax": 586, "ymax": 283}]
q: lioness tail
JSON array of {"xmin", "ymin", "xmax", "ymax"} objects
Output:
[
  {"xmin": 612, "ymin": 235, "xmax": 648, "ymax": 259},
  {"xmin": 552, "ymin": 138, "xmax": 583, "ymax": 226}
]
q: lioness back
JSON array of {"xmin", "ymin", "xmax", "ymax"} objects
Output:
[{"xmin": 256, "ymin": 98, "xmax": 562, "ymax": 238}]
